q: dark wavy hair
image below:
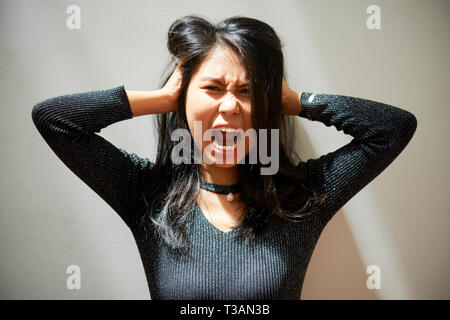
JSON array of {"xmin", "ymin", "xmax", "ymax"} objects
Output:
[{"xmin": 137, "ymin": 14, "xmax": 326, "ymax": 259}]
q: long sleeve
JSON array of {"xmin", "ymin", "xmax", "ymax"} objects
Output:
[
  {"xmin": 296, "ymin": 92, "xmax": 417, "ymax": 225},
  {"xmin": 31, "ymin": 85, "xmax": 154, "ymax": 229}
]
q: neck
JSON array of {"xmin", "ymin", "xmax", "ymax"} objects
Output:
[{"xmin": 199, "ymin": 164, "xmax": 240, "ymax": 186}]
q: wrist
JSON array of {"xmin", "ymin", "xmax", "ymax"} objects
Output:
[
  {"xmin": 282, "ymin": 90, "xmax": 303, "ymax": 115},
  {"xmin": 157, "ymin": 89, "xmax": 179, "ymax": 112},
  {"xmin": 127, "ymin": 89, "xmax": 176, "ymax": 116}
]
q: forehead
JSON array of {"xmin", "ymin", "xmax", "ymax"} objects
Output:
[{"xmin": 192, "ymin": 46, "xmax": 249, "ymax": 84}]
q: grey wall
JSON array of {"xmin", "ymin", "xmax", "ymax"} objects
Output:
[{"xmin": 1, "ymin": 0, "xmax": 448, "ymax": 299}]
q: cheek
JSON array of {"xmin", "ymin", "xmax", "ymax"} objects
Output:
[
  {"xmin": 186, "ymin": 89, "xmax": 213, "ymax": 116},
  {"xmin": 186, "ymin": 106, "xmax": 214, "ymax": 151}
]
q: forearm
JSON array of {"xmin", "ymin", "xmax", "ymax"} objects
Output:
[
  {"xmin": 125, "ymin": 89, "xmax": 174, "ymax": 117},
  {"xmin": 32, "ymin": 85, "xmax": 132, "ymax": 135},
  {"xmin": 298, "ymin": 92, "xmax": 417, "ymax": 144}
]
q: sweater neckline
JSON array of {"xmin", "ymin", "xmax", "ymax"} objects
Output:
[{"xmin": 194, "ymin": 202, "xmax": 241, "ymax": 237}]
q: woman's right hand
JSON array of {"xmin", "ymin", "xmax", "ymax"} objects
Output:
[{"xmin": 160, "ymin": 59, "xmax": 185, "ymax": 113}]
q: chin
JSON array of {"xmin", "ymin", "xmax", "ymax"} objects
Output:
[{"xmin": 210, "ymin": 161, "xmax": 239, "ymax": 168}]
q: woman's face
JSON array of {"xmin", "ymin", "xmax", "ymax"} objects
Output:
[{"xmin": 185, "ymin": 46, "xmax": 255, "ymax": 168}]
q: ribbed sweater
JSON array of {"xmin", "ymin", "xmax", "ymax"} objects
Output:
[{"xmin": 31, "ymin": 85, "xmax": 417, "ymax": 299}]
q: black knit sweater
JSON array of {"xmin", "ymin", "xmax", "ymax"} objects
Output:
[{"xmin": 31, "ymin": 85, "xmax": 417, "ymax": 299}]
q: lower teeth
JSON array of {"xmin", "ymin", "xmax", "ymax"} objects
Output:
[{"xmin": 212, "ymin": 138, "xmax": 238, "ymax": 151}]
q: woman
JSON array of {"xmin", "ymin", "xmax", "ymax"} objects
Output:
[{"xmin": 31, "ymin": 15, "xmax": 417, "ymax": 299}]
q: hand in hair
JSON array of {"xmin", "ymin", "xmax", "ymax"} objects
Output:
[
  {"xmin": 281, "ymin": 77, "xmax": 303, "ymax": 115},
  {"xmin": 161, "ymin": 59, "xmax": 186, "ymax": 112}
]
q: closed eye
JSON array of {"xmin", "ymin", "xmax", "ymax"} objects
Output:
[{"xmin": 204, "ymin": 86, "xmax": 251, "ymax": 94}]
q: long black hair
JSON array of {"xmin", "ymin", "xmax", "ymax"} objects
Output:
[{"xmin": 137, "ymin": 14, "xmax": 326, "ymax": 259}]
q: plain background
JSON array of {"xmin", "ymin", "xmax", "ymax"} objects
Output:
[{"xmin": 1, "ymin": 0, "xmax": 448, "ymax": 299}]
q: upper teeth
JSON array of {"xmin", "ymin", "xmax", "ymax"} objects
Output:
[{"xmin": 218, "ymin": 127, "xmax": 239, "ymax": 132}]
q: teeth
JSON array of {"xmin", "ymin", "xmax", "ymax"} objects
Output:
[
  {"xmin": 212, "ymin": 127, "xmax": 241, "ymax": 150},
  {"xmin": 218, "ymin": 127, "xmax": 239, "ymax": 132},
  {"xmin": 212, "ymin": 137, "xmax": 238, "ymax": 151},
  {"xmin": 212, "ymin": 127, "xmax": 240, "ymax": 150}
]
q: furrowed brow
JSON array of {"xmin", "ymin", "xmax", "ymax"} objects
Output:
[{"xmin": 200, "ymin": 76, "xmax": 250, "ymax": 87}]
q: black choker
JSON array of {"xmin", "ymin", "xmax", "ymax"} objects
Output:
[{"xmin": 199, "ymin": 177, "xmax": 242, "ymax": 202}]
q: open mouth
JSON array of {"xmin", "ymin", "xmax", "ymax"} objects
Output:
[{"xmin": 211, "ymin": 128, "xmax": 242, "ymax": 151}]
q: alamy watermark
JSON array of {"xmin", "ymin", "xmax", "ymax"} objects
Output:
[
  {"xmin": 66, "ymin": 5, "xmax": 81, "ymax": 30},
  {"xmin": 66, "ymin": 264, "xmax": 81, "ymax": 290},
  {"xmin": 171, "ymin": 121, "xmax": 279, "ymax": 175},
  {"xmin": 366, "ymin": 264, "xmax": 381, "ymax": 289},
  {"xmin": 366, "ymin": 5, "xmax": 381, "ymax": 30}
]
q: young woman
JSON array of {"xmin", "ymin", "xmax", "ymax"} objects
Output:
[{"xmin": 31, "ymin": 15, "xmax": 417, "ymax": 299}]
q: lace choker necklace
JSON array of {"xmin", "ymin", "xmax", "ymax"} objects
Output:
[{"xmin": 199, "ymin": 177, "xmax": 242, "ymax": 202}]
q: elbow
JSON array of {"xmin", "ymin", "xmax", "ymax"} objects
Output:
[
  {"xmin": 31, "ymin": 102, "xmax": 44, "ymax": 127},
  {"xmin": 31, "ymin": 102, "xmax": 43, "ymax": 125},
  {"xmin": 392, "ymin": 110, "xmax": 418, "ymax": 151},
  {"xmin": 32, "ymin": 100, "xmax": 57, "ymax": 136},
  {"xmin": 402, "ymin": 110, "xmax": 418, "ymax": 141},
  {"xmin": 31, "ymin": 100, "xmax": 49, "ymax": 129},
  {"xmin": 31, "ymin": 97, "xmax": 57, "ymax": 128}
]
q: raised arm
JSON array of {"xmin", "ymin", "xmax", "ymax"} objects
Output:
[
  {"xmin": 296, "ymin": 92, "xmax": 417, "ymax": 225},
  {"xmin": 31, "ymin": 85, "xmax": 169, "ymax": 229}
]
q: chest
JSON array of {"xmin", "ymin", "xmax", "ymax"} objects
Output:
[
  {"xmin": 196, "ymin": 194, "xmax": 247, "ymax": 233},
  {"xmin": 140, "ymin": 211, "xmax": 324, "ymax": 299}
]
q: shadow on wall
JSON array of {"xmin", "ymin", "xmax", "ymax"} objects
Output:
[
  {"xmin": 302, "ymin": 213, "xmax": 379, "ymax": 299},
  {"xmin": 292, "ymin": 118, "xmax": 379, "ymax": 300}
]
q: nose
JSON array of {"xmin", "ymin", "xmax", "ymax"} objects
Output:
[{"xmin": 218, "ymin": 93, "xmax": 240, "ymax": 117}]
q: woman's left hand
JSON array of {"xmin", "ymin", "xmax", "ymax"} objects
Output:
[{"xmin": 281, "ymin": 77, "xmax": 302, "ymax": 115}]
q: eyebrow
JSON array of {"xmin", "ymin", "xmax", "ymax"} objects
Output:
[{"xmin": 200, "ymin": 76, "xmax": 250, "ymax": 87}]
